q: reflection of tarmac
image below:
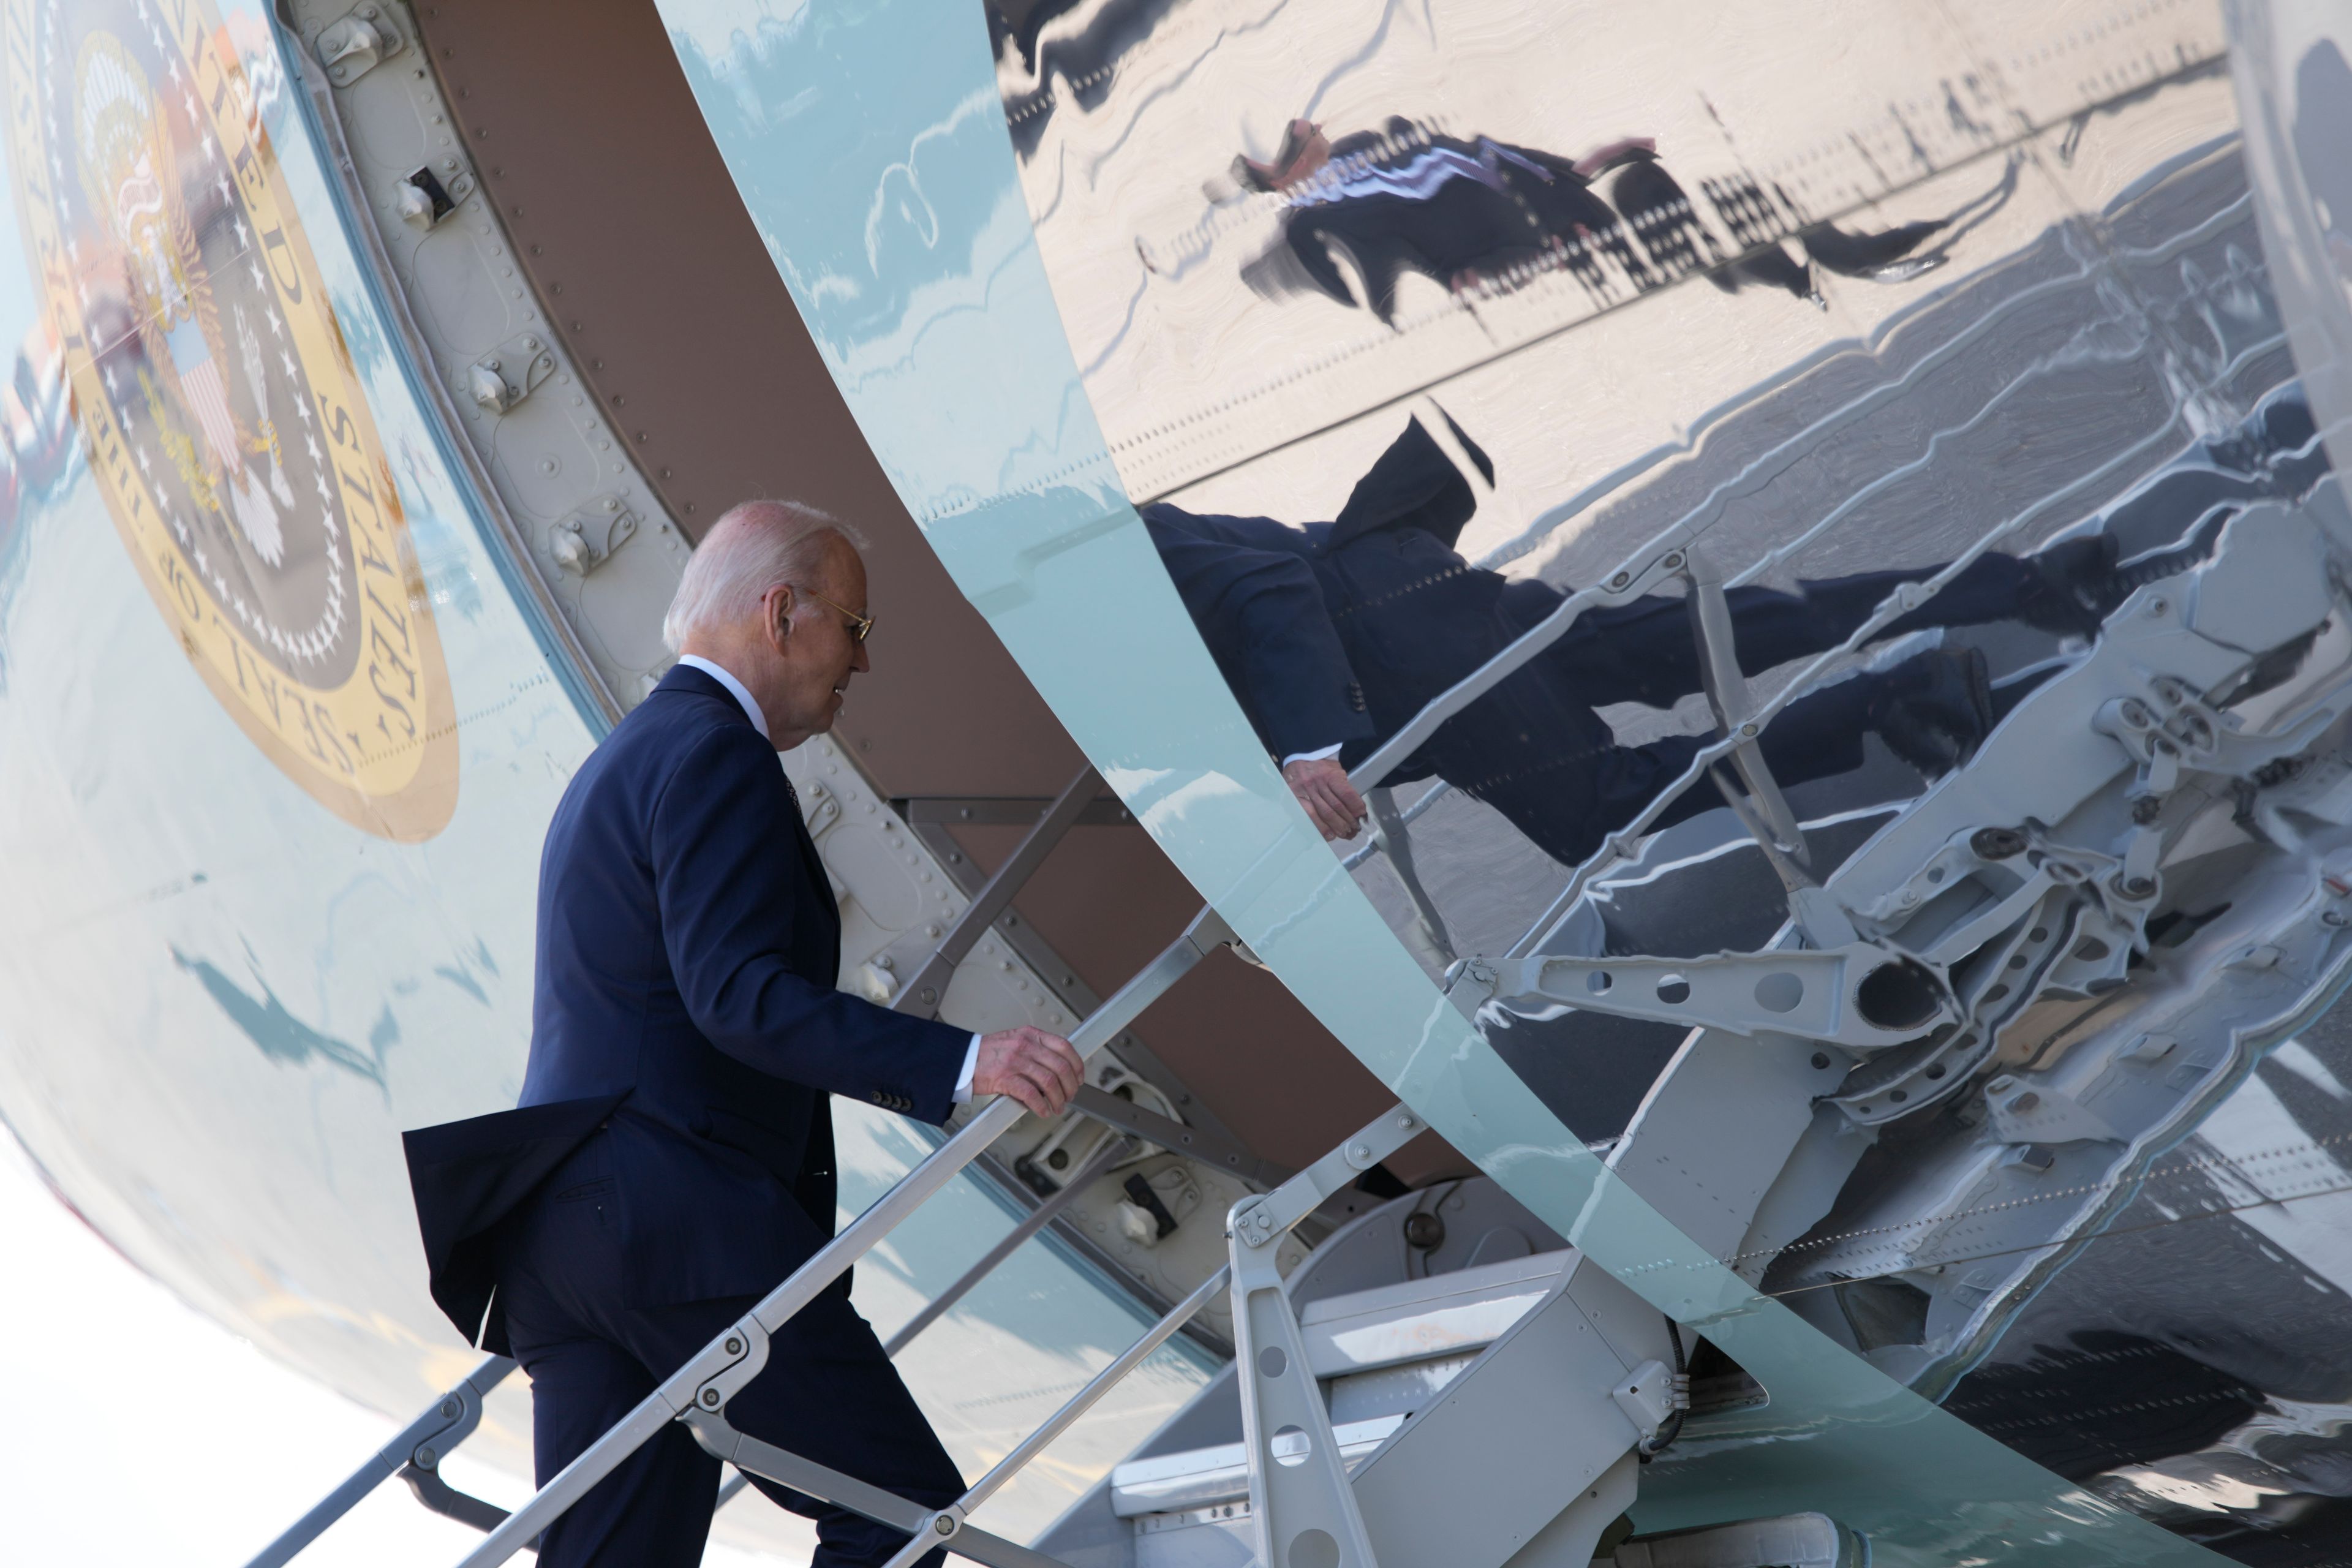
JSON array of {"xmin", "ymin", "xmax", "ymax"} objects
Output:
[
  {"xmin": 1935, "ymin": 1005, "xmax": 2352, "ymax": 1559},
  {"xmin": 1346, "ymin": 141, "xmax": 2302, "ymax": 1142}
]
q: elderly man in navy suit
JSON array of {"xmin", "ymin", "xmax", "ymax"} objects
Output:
[{"xmin": 404, "ymin": 501, "xmax": 1085, "ymax": 1567}]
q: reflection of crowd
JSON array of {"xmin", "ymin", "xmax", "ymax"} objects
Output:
[
  {"xmin": 1234, "ymin": 116, "xmax": 2011, "ymax": 324},
  {"xmin": 1144, "ymin": 407, "xmax": 2299, "ymax": 865}
]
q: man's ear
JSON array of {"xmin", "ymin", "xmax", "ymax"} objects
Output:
[{"xmin": 765, "ymin": 584, "xmax": 795, "ymax": 650}]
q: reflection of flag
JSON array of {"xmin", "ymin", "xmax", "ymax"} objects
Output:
[{"xmin": 178, "ymin": 354, "xmax": 240, "ymax": 473}]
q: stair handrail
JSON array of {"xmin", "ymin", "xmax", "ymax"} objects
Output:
[{"xmin": 450, "ymin": 905, "xmax": 1242, "ymax": 1567}]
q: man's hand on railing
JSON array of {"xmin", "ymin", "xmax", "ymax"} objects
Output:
[
  {"xmin": 973, "ymin": 1026, "xmax": 1085, "ymax": 1117},
  {"xmin": 1284, "ymin": 755, "xmax": 1367, "ymax": 841}
]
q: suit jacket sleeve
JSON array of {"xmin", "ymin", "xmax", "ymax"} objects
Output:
[
  {"xmin": 652, "ymin": 723, "xmax": 969, "ymax": 1123},
  {"xmin": 1144, "ymin": 508, "xmax": 1374, "ymax": 760}
]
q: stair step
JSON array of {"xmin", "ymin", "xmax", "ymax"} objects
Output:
[
  {"xmin": 1111, "ymin": 1415, "xmax": 1404, "ymax": 1518},
  {"xmin": 1299, "ymin": 1248, "xmax": 1569, "ymax": 1377},
  {"xmin": 1113, "ymin": 1249, "xmax": 1578, "ymax": 1520}
]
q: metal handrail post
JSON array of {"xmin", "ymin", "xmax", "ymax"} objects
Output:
[
  {"xmin": 894, "ymin": 765, "xmax": 1100, "ymax": 1018},
  {"xmin": 243, "ymin": 1354, "xmax": 514, "ymax": 1568},
  {"xmin": 1683, "ymin": 544, "xmax": 1811, "ymax": 866},
  {"xmin": 884, "ymin": 1265, "xmax": 1236, "ymax": 1568},
  {"xmin": 1224, "ymin": 1103, "xmax": 1428, "ymax": 1568},
  {"xmin": 1365, "ymin": 786, "xmax": 1457, "ymax": 967},
  {"xmin": 884, "ymin": 1136, "xmax": 1136, "ymax": 1355},
  {"xmin": 453, "ymin": 908, "xmax": 1238, "ymax": 1568}
]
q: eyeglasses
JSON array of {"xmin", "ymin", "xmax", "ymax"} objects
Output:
[{"xmin": 797, "ymin": 585, "xmax": 875, "ymax": 643}]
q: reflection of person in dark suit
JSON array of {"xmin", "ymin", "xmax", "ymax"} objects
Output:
[
  {"xmin": 403, "ymin": 503, "xmax": 1084, "ymax": 1567},
  {"xmin": 1144, "ymin": 414, "xmax": 2124, "ymax": 859},
  {"xmin": 1235, "ymin": 117, "xmax": 2003, "ymax": 325}
]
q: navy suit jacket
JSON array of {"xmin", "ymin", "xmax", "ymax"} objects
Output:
[
  {"xmin": 404, "ymin": 665, "xmax": 968, "ymax": 1351},
  {"xmin": 1141, "ymin": 413, "xmax": 1496, "ymax": 766}
]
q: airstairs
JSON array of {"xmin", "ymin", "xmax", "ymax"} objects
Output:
[
  {"xmin": 238, "ymin": 770, "xmax": 1800, "ymax": 1568},
  {"xmin": 244, "ymin": 365, "xmax": 2343, "ymax": 1568}
]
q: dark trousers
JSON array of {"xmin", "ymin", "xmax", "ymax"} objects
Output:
[
  {"xmin": 1422, "ymin": 556, "xmax": 2035, "ymax": 866},
  {"xmin": 501, "ymin": 1139, "xmax": 965, "ymax": 1567}
]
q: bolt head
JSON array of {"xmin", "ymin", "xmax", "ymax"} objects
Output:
[
  {"xmin": 725, "ymin": 1336, "xmax": 743, "ymax": 1355},
  {"xmin": 1970, "ymin": 826, "xmax": 2028, "ymax": 861},
  {"xmin": 440, "ymin": 1399, "xmax": 459, "ymax": 1419},
  {"xmin": 415, "ymin": 1446, "xmax": 436, "ymax": 1468},
  {"xmin": 935, "ymin": 1516, "xmax": 957, "ymax": 1536},
  {"xmin": 1348, "ymin": 1142, "xmax": 1370, "ymax": 1161},
  {"xmin": 701, "ymin": 1388, "xmax": 722, "ymax": 1408}
]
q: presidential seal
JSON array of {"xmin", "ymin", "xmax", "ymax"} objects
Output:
[{"xmin": 5, "ymin": 0, "xmax": 454, "ymax": 839}]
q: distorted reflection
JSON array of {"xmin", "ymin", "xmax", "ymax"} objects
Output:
[
  {"xmin": 1147, "ymin": 406, "xmax": 2177, "ymax": 869},
  {"xmin": 1223, "ymin": 118, "xmax": 2020, "ymax": 325},
  {"xmin": 997, "ymin": 0, "xmax": 2352, "ymax": 1555}
]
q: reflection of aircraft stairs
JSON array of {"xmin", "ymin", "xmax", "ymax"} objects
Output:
[{"xmin": 1461, "ymin": 475, "xmax": 2352, "ymax": 1393}]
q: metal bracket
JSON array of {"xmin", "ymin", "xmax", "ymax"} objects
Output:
[
  {"xmin": 468, "ymin": 333, "xmax": 559, "ymax": 416},
  {"xmin": 315, "ymin": 4, "xmax": 401, "ymax": 85},
  {"xmin": 394, "ymin": 162, "xmax": 474, "ymax": 230},
  {"xmin": 241, "ymin": 1354, "xmax": 516, "ymax": 1568},
  {"xmin": 1067, "ymin": 1083, "xmax": 1294, "ymax": 1188},
  {"xmin": 396, "ymin": 1463, "xmax": 514, "ymax": 1537},
  {"xmin": 1479, "ymin": 944, "xmax": 1950, "ymax": 1050},
  {"xmin": 551, "ymin": 497, "xmax": 639, "ymax": 578}
]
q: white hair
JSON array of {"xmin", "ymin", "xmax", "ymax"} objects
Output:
[{"xmin": 661, "ymin": 500, "xmax": 867, "ymax": 652}]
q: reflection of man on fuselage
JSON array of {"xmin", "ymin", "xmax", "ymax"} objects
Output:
[
  {"xmin": 1231, "ymin": 115, "xmax": 2008, "ymax": 325},
  {"xmin": 1142, "ymin": 411, "xmax": 2135, "ymax": 862}
]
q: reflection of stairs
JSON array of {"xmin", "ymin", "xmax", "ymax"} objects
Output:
[{"xmin": 1046, "ymin": 1182, "xmax": 1696, "ymax": 1568}]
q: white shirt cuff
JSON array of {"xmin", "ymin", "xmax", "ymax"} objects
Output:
[
  {"xmin": 1281, "ymin": 742, "xmax": 1346, "ymax": 767},
  {"xmin": 951, "ymin": 1033, "xmax": 981, "ymax": 1104}
]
